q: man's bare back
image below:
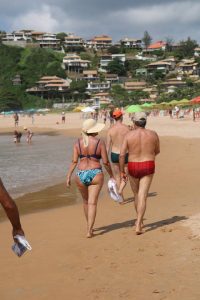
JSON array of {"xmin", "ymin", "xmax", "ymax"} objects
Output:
[
  {"xmin": 124, "ymin": 128, "xmax": 160, "ymax": 162},
  {"xmin": 107, "ymin": 123, "xmax": 130, "ymax": 153}
]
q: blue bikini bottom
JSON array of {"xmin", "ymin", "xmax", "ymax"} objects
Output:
[{"xmin": 77, "ymin": 168, "xmax": 102, "ymax": 186}]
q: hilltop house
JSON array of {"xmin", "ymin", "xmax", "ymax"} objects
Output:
[
  {"xmin": 35, "ymin": 33, "xmax": 60, "ymax": 49},
  {"xmin": 2, "ymin": 31, "xmax": 32, "ymax": 42},
  {"xmin": 194, "ymin": 47, "xmax": 200, "ymax": 57},
  {"xmin": 26, "ymin": 76, "xmax": 71, "ymax": 99},
  {"xmin": 120, "ymin": 37, "xmax": 142, "ymax": 49},
  {"xmin": 64, "ymin": 34, "xmax": 85, "ymax": 48},
  {"xmin": 104, "ymin": 73, "xmax": 119, "ymax": 83},
  {"xmin": 100, "ymin": 54, "xmax": 126, "ymax": 69},
  {"xmin": 81, "ymin": 70, "xmax": 99, "ymax": 81},
  {"xmin": 12, "ymin": 74, "xmax": 22, "ymax": 86},
  {"xmin": 86, "ymin": 81, "xmax": 111, "ymax": 93},
  {"xmin": 143, "ymin": 41, "xmax": 167, "ymax": 54},
  {"xmin": 124, "ymin": 81, "xmax": 147, "ymax": 91},
  {"xmin": 176, "ymin": 59, "xmax": 200, "ymax": 76},
  {"xmin": 63, "ymin": 53, "xmax": 90, "ymax": 73},
  {"xmin": 161, "ymin": 78, "xmax": 187, "ymax": 91},
  {"xmin": 86, "ymin": 35, "xmax": 112, "ymax": 49}
]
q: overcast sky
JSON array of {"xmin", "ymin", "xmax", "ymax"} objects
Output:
[{"xmin": 1, "ymin": 0, "xmax": 200, "ymax": 42}]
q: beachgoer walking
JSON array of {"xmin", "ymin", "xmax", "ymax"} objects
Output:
[
  {"xmin": 119, "ymin": 112, "xmax": 160, "ymax": 235},
  {"xmin": 13, "ymin": 113, "xmax": 19, "ymax": 127},
  {"xmin": 61, "ymin": 112, "xmax": 66, "ymax": 124},
  {"xmin": 106, "ymin": 109, "xmax": 130, "ymax": 200},
  {"xmin": 66, "ymin": 119, "xmax": 114, "ymax": 238},
  {"xmin": 169, "ymin": 108, "xmax": 173, "ymax": 119},
  {"xmin": 31, "ymin": 114, "xmax": 35, "ymax": 125},
  {"xmin": 175, "ymin": 106, "xmax": 179, "ymax": 119},
  {"xmin": 0, "ymin": 178, "xmax": 24, "ymax": 238},
  {"xmin": 24, "ymin": 127, "xmax": 33, "ymax": 144},
  {"xmin": 193, "ymin": 108, "xmax": 196, "ymax": 122}
]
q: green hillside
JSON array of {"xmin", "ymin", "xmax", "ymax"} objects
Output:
[{"xmin": 0, "ymin": 44, "xmax": 65, "ymax": 110}]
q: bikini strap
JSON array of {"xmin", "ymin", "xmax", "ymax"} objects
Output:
[{"xmin": 94, "ymin": 139, "xmax": 100, "ymax": 155}]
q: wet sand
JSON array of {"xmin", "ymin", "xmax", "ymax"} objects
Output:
[{"xmin": 1, "ymin": 117, "xmax": 200, "ymax": 299}]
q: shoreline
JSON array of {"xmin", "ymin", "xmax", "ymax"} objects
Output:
[{"xmin": 1, "ymin": 114, "xmax": 200, "ymax": 299}]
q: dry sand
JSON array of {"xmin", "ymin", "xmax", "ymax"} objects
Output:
[{"xmin": 0, "ymin": 114, "xmax": 200, "ymax": 300}]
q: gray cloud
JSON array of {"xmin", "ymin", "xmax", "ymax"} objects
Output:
[{"xmin": 0, "ymin": 0, "xmax": 200, "ymax": 42}]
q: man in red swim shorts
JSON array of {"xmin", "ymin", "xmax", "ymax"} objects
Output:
[{"xmin": 119, "ymin": 112, "xmax": 160, "ymax": 235}]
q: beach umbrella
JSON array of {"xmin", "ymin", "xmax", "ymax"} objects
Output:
[
  {"xmin": 177, "ymin": 99, "xmax": 190, "ymax": 106},
  {"xmin": 159, "ymin": 102, "xmax": 168, "ymax": 105},
  {"xmin": 141, "ymin": 103, "xmax": 153, "ymax": 108},
  {"xmin": 81, "ymin": 107, "xmax": 95, "ymax": 113},
  {"xmin": 190, "ymin": 96, "xmax": 200, "ymax": 104},
  {"xmin": 126, "ymin": 105, "xmax": 142, "ymax": 113},
  {"xmin": 168, "ymin": 100, "xmax": 179, "ymax": 105},
  {"xmin": 73, "ymin": 106, "xmax": 84, "ymax": 112}
]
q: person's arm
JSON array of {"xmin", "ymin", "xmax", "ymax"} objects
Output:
[
  {"xmin": 0, "ymin": 179, "xmax": 24, "ymax": 238},
  {"xmin": 155, "ymin": 133, "xmax": 160, "ymax": 156},
  {"xmin": 106, "ymin": 131, "xmax": 112, "ymax": 154},
  {"xmin": 66, "ymin": 144, "xmax": 79, "ymax": 187},
  {"xmin": 100, "ymin": 140, "xmax": 113, "ymax": 178},
  {"xmin": 119, "ymin": 136, "xmax": 128, "ymax": 179}
]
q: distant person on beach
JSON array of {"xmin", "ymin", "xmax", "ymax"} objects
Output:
[
  {"xmin": 193, "ymin": 108, "xmax": 196, "ymax": 122},
  {"xmin": 169, "ymin": 108, "xmax": 173, "ymax": 119},
  {"xmin": 0, "ymin": 178, "xmax": 24, "ymax": 239},
  {"xmin": 66, "ymin": 119, "xmax": 114, "ymax": 238},
  {"xmin": 13, "ymin": 113, "xmax": 19, "ymax": 127},
  {"xmin": 31, "ymin": 114, "xmax": 35, "ymax": 125},
  {"xmin": 61, "ymin": 112, "xmax": 66, "ymax": 124},
  {"xmin": 24, "ymin": 127, "xmax": 33, "ymax": 144},
  {"xmin": 119, "ymin": 112, "xmax": 160, "ymax": 235},
  {"xmin": 14, "ymin": 130, "xmax": 22, "ymax": 143},
  {"xmin": 109, "ymin": 110, "xmax": 114, "ymax": 127},
  {"xmin": 106, "ymin": 109, "xmax": 130, "ymax": 201},
  {"xmin": 174, "ymin": 106, "xmax": 179, "ymax": 119}
]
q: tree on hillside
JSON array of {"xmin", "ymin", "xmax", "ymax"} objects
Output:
[
  {"xmin": 142, "ymin": 31, "xmax": 152, "ymax": 50},
  {"xmin": 110, "ymin": 84, "xmax": 128, "ymax": 106},
  {"xmin": 0, "ymin": 88, "xmax": 22, "ymax": 111},
  {"xmin": 107, "ymin": 58, "xmax": 126, "ymax": 76},
  {"xmin": 165, "ymin": 37, "xmax": 174, "ymax": 52},
  {"xmin": 56, "ymin": 32, "xmax": 67, "ymax": 42},
  {"xmin": 107, "ymin": 46, "xmax": 121, "ymax": 54},
  {"xmin": 46, "ymin": 61, "xmax": 66, "ymax": 78},
  {"xmin": 174, "ymin": 37, "xmax": 198, "ymax": 59}
]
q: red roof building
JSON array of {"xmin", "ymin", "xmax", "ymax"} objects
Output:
[{"xmin": 147, "ymin": 41, "xmax": 167, "ymax": 51}]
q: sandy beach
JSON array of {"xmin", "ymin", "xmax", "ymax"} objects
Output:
[{"xmin": 1, "ymin": 113, "xmax": 200, "ymax": 300}]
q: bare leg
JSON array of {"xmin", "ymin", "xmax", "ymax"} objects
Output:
[
  {"xmin": 87, "ymin": 173, "xmax": 104, "ymax": 238},
  {"xmin": 135, "ymin": 174, "xmax": 154, "ymax": 234},
  {"xmin": 75, "ymin": 176, "xmax": 89, "ymax": 221},
  {"xmin": 118, "ymin": 165, "xmax": 128, "ymax": 195},
  {"xmin": 129, "ymin": 175, "xmax": 139, "ymax": 217},
  {"xmin": 112, "ymin": 163, "xmax": 121, "ymax": 189}
]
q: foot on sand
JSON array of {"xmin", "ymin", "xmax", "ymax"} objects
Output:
[
  {"xmin": 135, "ymin": 224, "xmax": 144, "ymax": 235},
  {"xmin": 87, "ymin": 230, "xmax": 94, "ymax": 238}
]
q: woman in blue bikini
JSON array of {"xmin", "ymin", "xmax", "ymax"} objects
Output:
[{"xmin": 66, "ymin": 119, "xmax": 113, "ymax": 238}]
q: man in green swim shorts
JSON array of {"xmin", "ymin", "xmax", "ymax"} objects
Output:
[{"xmin": 106, "ymin": 109, "xmax": 130, "ymax": 200}]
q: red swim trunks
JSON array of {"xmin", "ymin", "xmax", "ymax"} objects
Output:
[{"xmin": 128, "ymin": 161, "xmax": 155, "ymax": 179}]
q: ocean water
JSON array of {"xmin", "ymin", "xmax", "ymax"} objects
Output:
[{"xmin": 0, "ymin": 134, "xmax": 75, "ymax": 197}]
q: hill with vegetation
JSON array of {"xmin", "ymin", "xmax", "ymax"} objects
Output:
[{"xmin": 0, "ymin": 44, "xmax": 66, "ymax": 111}]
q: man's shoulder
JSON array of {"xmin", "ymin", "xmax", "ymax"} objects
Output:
[{"xmin": 146, "ymin": 128, "xmax": 159, "ymax": 138}]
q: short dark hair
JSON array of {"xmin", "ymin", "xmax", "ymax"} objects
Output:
[{"xmin": 134, "ymin": 118, "xmax": 146, "ymax": 128}]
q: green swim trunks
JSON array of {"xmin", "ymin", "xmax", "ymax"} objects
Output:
[{"xmin": 111, "ymin": 152, "xmax": 128, "ymax": 164}]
